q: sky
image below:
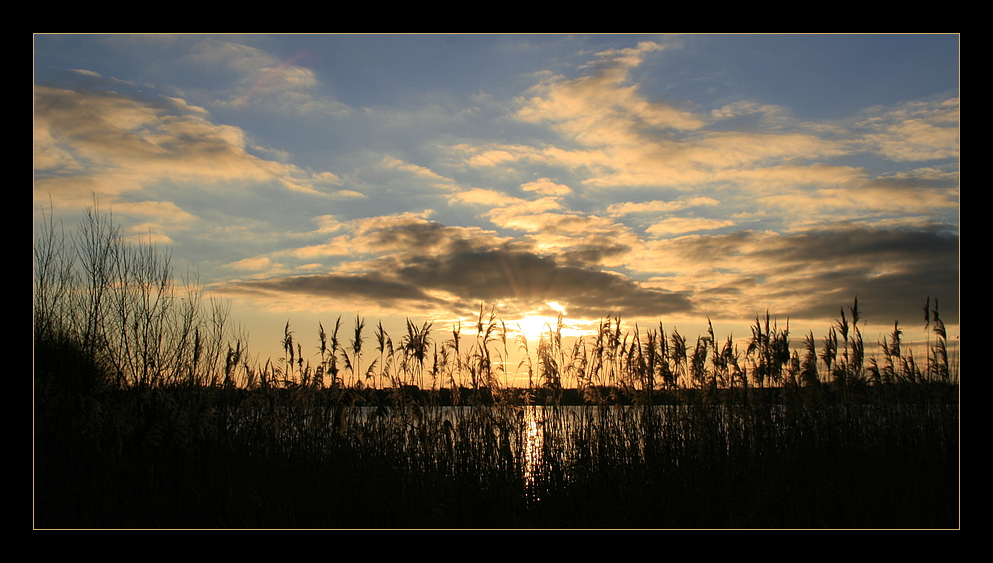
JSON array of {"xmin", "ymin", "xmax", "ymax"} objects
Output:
[{"xmin": 33, "ymin": 34, "xmax": 959, "ymax": 380}]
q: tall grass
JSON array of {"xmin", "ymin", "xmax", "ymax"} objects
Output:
[
  {"xmin": 34, "ymin": 205, "xmax": 958, "ymax": 528},
  {"xmin": 33, "ymin": 200, "xmax": 245, "ymax": 393}
]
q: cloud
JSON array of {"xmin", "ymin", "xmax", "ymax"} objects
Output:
[
  {"xmin": 724, "ymin": 164, "xmax": 959, "ymax": 229},
  {"xmin": 582, "ymin": 41, "xmax": 669, "ymax": 71},
  {"xmin": 224, "ymin": 211, "xmax": 690, "ymax": 320},
  {"xmin": 33, "ymin": 85, "xmax": 348, "ymax": 214},
  {"xmin": 485, "ymin": 197, "xmax": 568, "ymax": 231},
  {"xmin": 447, "ymin": 187, "xmax": 522, "ymax": 208},
  {"xmin": 262, "ymin": 212, "xmax": 512, "ymax": 267},
  {"xmin": 646, "ymin": 217, "xmax": 736, "ymax": 236},
  {"xmin": 36, "ymin": 37, "xmax": 958, "ymax": 346},
  {"xmin": 287, "ymin": 239, "xmax": 354, "ymax": 261},
  {"xmin": 69, "ymin": 68, "xmax": 102, "ymax": 78},
  {"xmin": 342, "ymin": 154, "xmax": 459, "ymax": 197},
  {"xmin": 228, "ymin": 255, "xmax": 273, "ymax": 272},
  {"xmin": 348, "ymin": 214, "xmax": 508, "ymax": 257},
  {"xmin": 452, "ymin": 48, "xmax": 850, "ymax": 195},
  {"xmin": 394, "ymin": 249, "xmax": 692, "ymax": 319},
  {"xmin": 189, "ymin": 39, "xmax": 351, "ymax": 116},
  {"xmin": 228, "ymin": 247, "xmax": 692, "ymax": 321},
  {"xmin": 314, "ymin": 171, "xmax": 344, "ymax": 185},
  {"xmin": 854, "ymin": 97, "xmax": 959, "ymax": 162},
  {"xmin": 458, "ymin": 46, "xmax": 958, "ymax": 207},
  {"xmin": 521, "ymin": 178, "xmax": 572, "ymax": 196},
  {"xmin": 710, "ymin": 100, "xmax": 792, "ymax": 123},
  {"xmin": 516, "ymin": 40, "xmax": 705, "ymax": 140},
  {"xmin": 632, "ymin": 224, "xmax": 958, "ymax": 325},
  {"xmin": 607, "ymin": 197, "xmax": 720, "ymax": 216},
  {"xmin": 379, "ymin": 156, "xmax": 457, "ymax": 190},
  {"xmin": 481, "ymin": 198, "xmax": 642, "ymax": 266},
  {"xmin": 225, "ymin": 272, "xmax": 450, "ymax": 314}
]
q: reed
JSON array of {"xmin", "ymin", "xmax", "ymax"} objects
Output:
[
  {"xmin": 34, "ymin": 205, "xmax": 958, "ymax": 528},
  {"xmin": 33, "ymin": 200, "xmax": 246, "ymax": 392}
]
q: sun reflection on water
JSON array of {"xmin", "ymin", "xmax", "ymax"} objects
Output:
[{"xmin": 523, "ymin": 406, "xmax": 544, "ymax": 503}]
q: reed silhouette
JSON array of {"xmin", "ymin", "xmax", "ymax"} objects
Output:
[{"xmin": 34, "ymin": 204, "xmax": 958, "ymax": 528}]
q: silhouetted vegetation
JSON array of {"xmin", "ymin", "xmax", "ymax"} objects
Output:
[{"xmin": 34, "ymin": 204, "xmax": 958, "ymax": 528}]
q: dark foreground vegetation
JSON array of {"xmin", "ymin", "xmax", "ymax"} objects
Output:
[{"xmin": 34, "ymin": 204, "xmax": 959, "ymax": 528}]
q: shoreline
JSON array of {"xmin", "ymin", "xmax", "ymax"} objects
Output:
[{"xmin": 76, "ymin": 381, "xmax": 961, "ymax": 407}]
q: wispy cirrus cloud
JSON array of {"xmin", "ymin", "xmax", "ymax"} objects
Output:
[
  {"xmin": 189, "ymin": 38, "xmax": 351, "ymax": 116},
  {"xmin": 853, "ymin": 97, "xmax": 960, "ymax": 162},
  {"xmin": 606, "ymin": 197, "xmax": 720, "ymax": 216}
]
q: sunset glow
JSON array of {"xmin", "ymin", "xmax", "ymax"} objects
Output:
[{"xmin": 34, "ymin": 34, "xmax": 959, "ymax": 370}]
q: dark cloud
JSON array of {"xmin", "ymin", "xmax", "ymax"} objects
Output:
[
  {"xmin": 557, "ymin": 240, "xmax": 633, "ymax": 267},
  {"xmin": 226, "ymin": 272, "xmax": 448, "ymax": 311},
  {"xmin": 695, "ymin": 224, "xmax": 958, "ymax": 326},
  {"xmin": 230, "ymin": 247, "xmax": 693, "ymax": 321},
  {"xmin": 231, "ymin": 217, "xmax": 956, "ymax": 331},
  {"xmin": 337, "ymin": 219, "xmax": 666, "ymax": 316},
  {"xmin": 756, "ymin": 224, "xmax": 957, "ymax": 265},
  {"xmin": 867, "ymin": 173, "xmax": 959, "ymax": 192},
  {"xmin": 355, "ymin": 220, "xmax": 505, "ymax": 257},
  {"xmin": 777, "ymin": 260, "xmax": 958, "ymax": 327},
  {"xmin": 394, "ymin": 249, "xmax": 690, "ymax": 317}
]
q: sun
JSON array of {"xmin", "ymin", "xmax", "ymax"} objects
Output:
[
  {"xmin": 516, "ymin": 314, "xmax": 560, "ymax": 343},
  {"xmin": 515, "ymin": 302, "xmax": 573, "ymax": 343}
]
